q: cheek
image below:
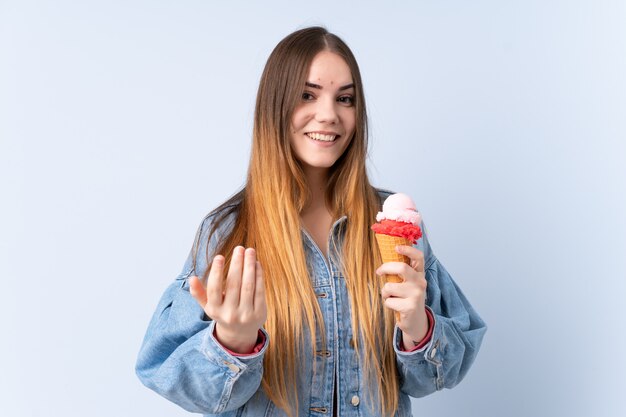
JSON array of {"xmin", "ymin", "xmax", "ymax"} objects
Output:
[
  {"xmin": 291, "ymin": 109, "xmax": 310, "ymax": 132},
  {"xmin": 341, "ymin": 109, "xmax": 356, "ymax": 130}
]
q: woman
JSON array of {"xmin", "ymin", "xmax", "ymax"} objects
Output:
[{"xmin": 135, "ymin": 26, "xmax": 487, "ymax": 417}]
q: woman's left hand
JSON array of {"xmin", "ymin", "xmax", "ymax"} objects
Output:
[{"xmin": 377, "ymin": 245, "xmax": 430, "ymax": 348}]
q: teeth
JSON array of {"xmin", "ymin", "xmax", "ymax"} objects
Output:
[{"xmin": 306, "ymin": 132, "xmax": 337, "ymax": 142}]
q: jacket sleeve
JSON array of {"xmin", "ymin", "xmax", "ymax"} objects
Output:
[
  {"xmin": 393, "ymin": 217, "xmax": 487, "ymax": 398},
  {"xmin": 135, "ymin": 214, "xmax": 268, "ymax": 414}
]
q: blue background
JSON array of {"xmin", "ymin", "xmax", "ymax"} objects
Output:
[{"xmin": 1, "ymin": 1, "xmax": 624, "ymax": 416}]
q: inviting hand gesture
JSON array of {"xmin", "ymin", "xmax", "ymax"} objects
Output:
[{"xmin": 189, "ymin": 246, "xmax": 267, "ymax": 354}]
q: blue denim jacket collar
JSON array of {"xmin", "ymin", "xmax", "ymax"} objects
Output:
[{"xmin": 300, "ymin": 214, "xmax": 347, "ymax": 273}]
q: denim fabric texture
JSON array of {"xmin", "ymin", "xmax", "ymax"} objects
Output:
[{"xmin": 135, "ymin": 188, "xmax": 487, "ymax": 416}]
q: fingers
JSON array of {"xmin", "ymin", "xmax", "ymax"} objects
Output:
[
  {"xmin": 376, "ymin": 261, "xmax": 413, "ymax": 280},
  {"xmin": 206, "ymin": 255, "xmax": 225, "ymax": 308},
  {"xmin": 395, "ymin": 245, "xmax": 425, "ymax": 272},
  {"xmin": 383, "ymin": 296, "xmax": 413, "ymax": 314},
  {"xmin": 239, "ymin": 248, "xmax": 257, "ymax": 311},
  {"xmin": 254, "ymin": 260, "xmax": 266, "ymax": 315},
  {"xmin": 381, "ymin": 280, "xmax": 427, "ymax": 300},
  {"xmin": 224, "ymin": 246, "xmax": 245, "ymax": 306},
  {"xmin": 200, "ymin": 246, "xmax": 266, "ymax": 333},
  {"xmin": 380, "ymin": 282, "xmax": 405, "ymax": 299},
  {"xmin": 189, "ymin": 275, "xmax": 208, "ymax": 307}
]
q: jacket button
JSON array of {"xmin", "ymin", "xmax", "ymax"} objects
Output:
[
  {"xmin": 222, "ymin": 360, "xmax": 240, "ymax": 373},
  {"xmin": 430, "ymin": 347, "xmax": 437, "ymax": 358},
  {"xmin": 351, "ymin": 395, "xmax": 360, "ymax": 406}
]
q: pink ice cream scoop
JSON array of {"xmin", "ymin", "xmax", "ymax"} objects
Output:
[{"xmin": 375, "ymin": 193, "xmax": 422, "ymax": 225}]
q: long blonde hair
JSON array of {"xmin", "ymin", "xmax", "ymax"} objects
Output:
[{"xmin": 195, "ymin": 26, "xmax": 399, "ymax": 416}]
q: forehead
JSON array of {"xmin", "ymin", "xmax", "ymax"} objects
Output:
[{"xmin": 306, "ymin": 51, "xmax": 353, "ymax": 86}]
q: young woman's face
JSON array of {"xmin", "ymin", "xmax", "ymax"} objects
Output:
[{"xmin": 289, "ymin": 51, "xmax": 356, "ymax": 175}]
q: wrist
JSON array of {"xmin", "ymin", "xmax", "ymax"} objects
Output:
[
  {"xmin": 401, "ymin": 308, "xmax": 431, "ymax": 350},
  {"xmin": 402, "ymin": 330, "xmax": 426, "ymax": 350},
  {"xmin": 214, "ymin": 323, "xmax": 259, "ymax": 354}
]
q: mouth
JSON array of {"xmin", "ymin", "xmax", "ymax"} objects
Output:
[{"xmin": 305, "ymin": 132, "xmax": 340, "ymax": 142}]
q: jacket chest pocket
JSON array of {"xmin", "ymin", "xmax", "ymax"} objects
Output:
[{"xmin": 306, "ymin": 254, "xmax": 332, "ymax": 288}]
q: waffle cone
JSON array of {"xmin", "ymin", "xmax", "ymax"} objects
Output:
[
  {"xmin": 375, "ymin": 233, "xmax": 412, "ymax": 283},
  {"xmin": 375, "ymin": 233, "xmax": 412, "ymax": 322}
]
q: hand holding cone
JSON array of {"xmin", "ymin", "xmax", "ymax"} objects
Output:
[{"xmin": 371, "ymin": 193, "xmax": 423, "ymax": 322}]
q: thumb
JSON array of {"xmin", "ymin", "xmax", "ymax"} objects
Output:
[{"xmin": 189, "ymin": 276, "xmax": 208, "ymax": 307}]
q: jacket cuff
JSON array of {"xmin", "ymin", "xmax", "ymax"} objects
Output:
[
  {"xmin": 399, "ymin": 307, "xmax": 434, "ymax": 352},
  {"xmin": 394, "ymin": 305, "xmax": 437, "ymax": 356},
  {"xmin": 201, "ymin": 321, "xmax": 268, "ymax": 373},
  {"xmin": 213, "ymin": 327, "xmax": 267, "ymax": 357}
]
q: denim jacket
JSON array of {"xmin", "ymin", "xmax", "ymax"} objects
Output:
[{"xmin": 135, "ymin": 188, "xmax": 487, "ymax": 416}]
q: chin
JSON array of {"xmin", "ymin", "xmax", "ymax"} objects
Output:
[{"xmin": 305, "ymin": 159, "xmax": 338, "ymax": 169}]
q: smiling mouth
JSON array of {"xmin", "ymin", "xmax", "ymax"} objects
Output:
[{"xmin": 305, "ymin": 132, "xmax": 339, "ymax": 142}]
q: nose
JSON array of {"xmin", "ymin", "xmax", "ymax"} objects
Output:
[{"xmin": 314, "ymin": 96, "xmax": 339, "ymax": 124}]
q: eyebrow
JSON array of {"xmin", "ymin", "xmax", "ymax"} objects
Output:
[{"xmin": 305, "ymin": 81, "xmax": 355, "ymax": 91}]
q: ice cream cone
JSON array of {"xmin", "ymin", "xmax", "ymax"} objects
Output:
[{"xmin": 372, "ymin": 193, "xmax": 423, "ymax": 323}]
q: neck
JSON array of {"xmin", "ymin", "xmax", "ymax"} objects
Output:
[{"xmin": 301, "ymin": 166, "xmax": 329, "ymax": 213}]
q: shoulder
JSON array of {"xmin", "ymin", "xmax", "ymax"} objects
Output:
[
  {"xmin": 197, "ymin": 190, "xmax": 245, "ymax": 238},
  {"xmin": 373, "ymin": 187, "xmax": 396, "ymax": 205},
  {"xmin": 198, "ymin": 203, "xmax": 239, "ymax": 240}
]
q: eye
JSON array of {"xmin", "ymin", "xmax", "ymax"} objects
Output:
[
  {"xmin": 302, "ymin": 92, "xmax": 315, "ymax": 100},
  {"xmin": 338, "ymin": 95, "xmax": 354, "ymax": 105}
]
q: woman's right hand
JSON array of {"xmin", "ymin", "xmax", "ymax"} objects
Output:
[{"xmin": 189, "ymin": 246, "xmax": 267, "ymax": 354}]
